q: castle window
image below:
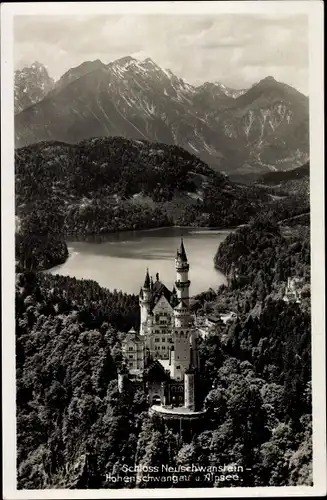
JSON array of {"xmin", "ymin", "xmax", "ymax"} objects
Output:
[
  {"xmin": 176, "ymin": 365, "xmax": 180, "ymax": 369},
  {"xmin": 155, "ymin": 315, "xmax": 160, "ymax": 322},
  {"xmin": 162, "ymin": 338, "xmax": 166, "ymax": 342},
  {"xmin": 128, "ymin": 347, "xmax": 134, "ymax": 351},
  {"xmin": 155, "ymin": 329, "xmax": 160, "ymax": 334},
  {"xmin": 162, "ymin": 346, "xmax": 165, "ymax": 350},
  {"xmin": 129, "ymin": 355, "xmax": 133, "ymax": 359},
  {"xmin": 155, "ymin": 337, "xmax": 160, "ymax": 342},
  {"xmin": 129, "ymin": 362, "xmax": 133, "ymax": 367}
]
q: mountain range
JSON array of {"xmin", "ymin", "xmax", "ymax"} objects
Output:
[{"xmin": 14, "ymin": 58, "xmax": 309, "ymax": 176}]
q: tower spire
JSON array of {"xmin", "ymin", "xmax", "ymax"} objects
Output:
[
  {"xmin": 175, "ymin": 238, "xmax": 190, "ymax": 303},
  {"xmin": 143, "ymin": 268, "xmax": 150, "ymax": 289},
  {"xmin": 177, "ymin": 237, "xmax": 188, "ymax": 262},
  {"xmin": 140, "ymin": 268, "xmax": 151, "ymax": 335}
]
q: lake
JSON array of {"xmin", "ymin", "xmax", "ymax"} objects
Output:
[{"xmin": 49, "ymin": 227, "xmax": 230, "ymax": 295}]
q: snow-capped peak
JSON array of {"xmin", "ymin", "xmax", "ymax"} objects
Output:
[
  {"xmin": 143, "ymin": 57, "xmax": 157, "ymax": 66},
  {"xmin": 212, "ymin": 81, "xmax": 247, "ymax": 98}
]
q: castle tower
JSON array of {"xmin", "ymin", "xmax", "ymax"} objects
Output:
[
  {"xmin": 184, "ymin": 368, "xmax": 195, "ymax": 411},
  {"xmin": 118, "ymin": 373, "xmax": 128, "ymax": 393},
  {"xmin": 172, "ymin": 300, "xmax": 193, "ymax": 380},
  {"xmin": 117, "ymin": 366, "xmax": 129, "ymax": 394},
  {"xmin": 139, "ymin": 268, "xmax": 151, "ymax": 335},
  {"xmin": 175, "ymin": 238, "xmax": 190, "ymax": 304}
]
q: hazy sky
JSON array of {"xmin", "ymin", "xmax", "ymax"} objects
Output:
[{"xmin": 14, "ymin": 14, "xmax": 308, "ymax": 93}]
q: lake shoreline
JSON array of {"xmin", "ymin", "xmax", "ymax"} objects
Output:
[
  {"xmin": 47, "ymin": 226, "xmax": 230, "ymax": 295},
  {"xmin": 64, "ymin": 224, "xmax": 236, "ymax": 245}
]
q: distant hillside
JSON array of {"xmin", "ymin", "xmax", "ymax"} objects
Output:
[
  {"xmin": 255, "ymin": 162, "xmax": 310, "ymax": 204},
  {"xmin": 15, "ymin": 57, "xmax": 309, "ymax": 175},
  {"xmin": 15, "ymin": 137, "xmax": 270, "ymax": 246},
  {"xmin": 258, "ymin": 162, "xmax": 309, "ymax": 185}
]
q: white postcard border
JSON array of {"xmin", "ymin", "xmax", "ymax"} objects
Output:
[{"xmin": 1, "ymin": 2, "xmax": 325, "ymax": 498}]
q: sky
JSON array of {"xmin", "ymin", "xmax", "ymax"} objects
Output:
[{"xmin": 14, "ymin": 14, "xmax": 308, "ymax": 93}]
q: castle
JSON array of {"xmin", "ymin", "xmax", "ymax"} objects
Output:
[{"xmin": 120, "ymin": 238, "xmax": 202, "ymax": 413}]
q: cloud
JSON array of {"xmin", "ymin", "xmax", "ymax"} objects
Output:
[{"xmin": 14, "ymin": 14, "xmax": 308, "ymax": 93}]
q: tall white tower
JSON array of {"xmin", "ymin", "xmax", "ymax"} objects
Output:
[
  {"xmin": 175, "ymin": 238, "xmax": 190, "ymax": 304},
  {"xmin": 170, "ymin": 238, "xmax": 200, "ymax": 381},
  {"xmin": 139, "ymin": 268, "xmax": 151, "ymax": 335}
]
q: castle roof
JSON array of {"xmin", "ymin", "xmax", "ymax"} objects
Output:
[
  {"xmin": 143, "ymin": 268, "xmax": 151, "ymax": 289},
  {"xmin": 121, "ymin": 332, "xmax": 143, "ymax": 345},
  {"xmin": 152, "ymin": 280, "xmax": 172, "ymax": 306},
  {"xmin": 174, "ymin": 299, "xmax": 189, "ymax": 310},
  {"xmin": 158, "ymin": 359, "xmax": 174, "ymax": 378},
  {"xmin": 144, "ymin": 359, "xmax": 170, "ymax": 382}
]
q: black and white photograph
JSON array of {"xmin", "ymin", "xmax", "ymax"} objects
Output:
[{"xmin": 2, "ymin": 1, "xmax": 326, "ymax": 498}]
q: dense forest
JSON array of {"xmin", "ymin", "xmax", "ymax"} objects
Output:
[
  {"xmin": 15, "ymin": 136, "xmax": 312, "ymax": 488},
  {"xmin": 16, "ymin": 210, "xmax": 311, "ymax": 488},
  {"xmin": 16, "ymin": 265, "xmax": 311, "ymax": 488},
  {"xmin": 214, "ymin": 217, "xmax": 310, "ymax": 290},
  {"xmin": 15, "ymin": 137, "xmax": 271, "ymax": 270}
]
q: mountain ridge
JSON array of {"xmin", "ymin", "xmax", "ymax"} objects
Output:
[{"xmin": 14, "ymin": 57, "xmax": 309, "ymax": 175}]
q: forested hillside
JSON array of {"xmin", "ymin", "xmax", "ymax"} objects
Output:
[
  {"xmin": 214, "ymin": 217, "xmax": 310, "ymax": 290},
  {"xmin": 15, "ymin": 133, "xmax": 312, "ymax": 489},
  {"xmin": 16, "ymin": 264, "xmax": 311, "ymax": 488},
  {"xmin": 15, "ymin": 166, "xmax": 312, "ymax": 488},
  {"xmin": 15, "ymin": 137, "xmax": 269, "ymax": 271},
  {"xmin": 255, "ymin": 162, "xmax": 310, "ymax": 205}
]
